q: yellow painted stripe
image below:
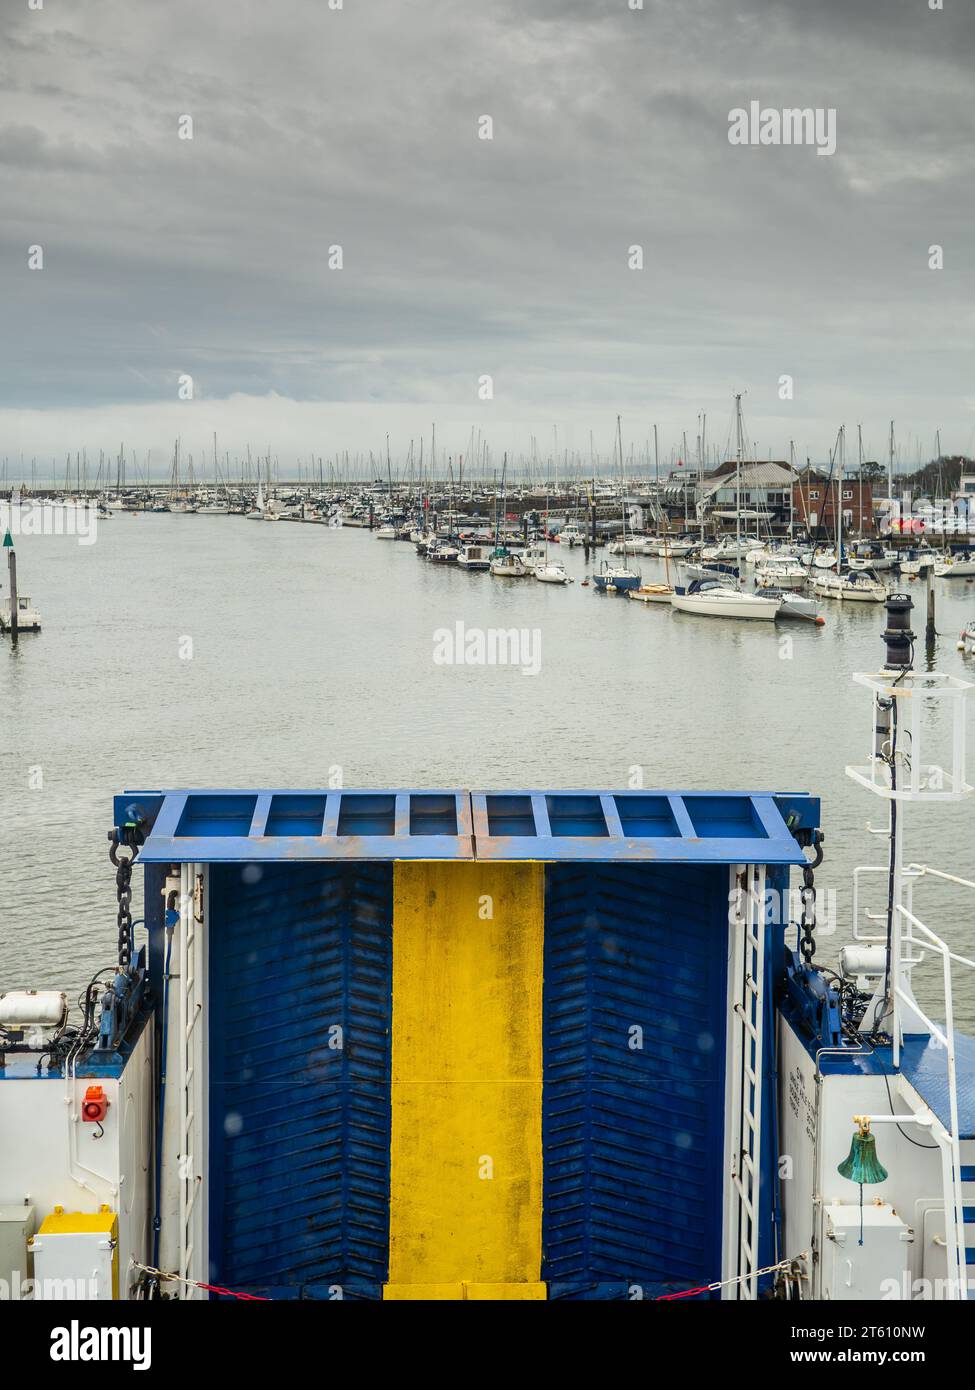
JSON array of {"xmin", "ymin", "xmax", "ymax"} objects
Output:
[
  {"xmin": 384, "ymin": 1282, "xmax": 547, "ymax": 1301},
  {"xmin": 386, "ymin": 861, "xmax": 544, "ymax": 1299}
]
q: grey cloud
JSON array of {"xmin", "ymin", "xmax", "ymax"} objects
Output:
[{"xmin": 0, "ymin": 0, "xmax": 973, "ymax": 469}]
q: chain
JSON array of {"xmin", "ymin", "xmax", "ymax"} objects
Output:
[
  {"xmin": 656, "ymin": 1252, "xmax": 808, "ymax": 1300},
  {"xmin": 108, "ymin": 817, "xmax": 144, "ymax": 971},
  {"xmin": 799, "ymin": 837, "xmax": 824, "ymax": 965}
]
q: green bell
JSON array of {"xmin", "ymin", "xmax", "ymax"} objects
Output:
[{"xmin": 838, "ymin": 1116, "xmax": 888, "ymax": 1185}]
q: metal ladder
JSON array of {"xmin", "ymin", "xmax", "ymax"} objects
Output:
[
  {"xmin": 725, "ymin": 863, "xmax": 766, "ymax": 1299},
  {"xmin": 177, "ymin": 862, "xmax": 208, "ymax": 1295}
]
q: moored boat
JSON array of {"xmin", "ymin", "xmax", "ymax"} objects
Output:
[
  {"xmin": 489, "ymin": 548, "xmax": 531, "ymax": 577},
  {"xmin": 670, "ymin": 577, "xmax": 781, "ymax": 621},
  {"xmin": 936, "ymin": 548, "xmax": 975, "ymax": 578},
  {"xmin": 628, "ymin": 583, "xmax": 675, "ymax": 604},
  {"xmin": 556, "ymin": 520, "xmax": 585, "ymax": 546},
  {"xmin": 592, "ymin": 561, "xmax": 641, "ymax": 594},
  {"xmin": 754, "ymin": 557, "xmax": 807, "ymax": 590},
  {"xmin": 533, "ymin": 560, "xmax": 571, "ymax": 584},
  {"xmin": 0, "ymin": 594, "xmax": 42, "ymax": 632},
  {"xmin": 812, "ymin": 569, "xmax": 887, "ymax": 602},
  {"xmin": 457, "ymin": 543, "xmax": 490, "ymax": 571}
]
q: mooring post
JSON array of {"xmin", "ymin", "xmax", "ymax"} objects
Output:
[
  {"xmin": 926, "ymin": 565, "xmax": 936, "ymax": 643},
  {"xmin": 4, "ymin": 530, "xmax": 18, "ymax": 646}
]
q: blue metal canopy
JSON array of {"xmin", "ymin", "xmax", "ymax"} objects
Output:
[{"xmin": 119, "ymin": 788, "xmax": 817, "ymax": 864}]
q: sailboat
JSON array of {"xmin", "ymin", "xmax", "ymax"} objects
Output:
[
  {"xmin": 489, "ymin": 456, "xmax": 533, "ymax": 578},
  {"xmin": 528, "ymin": 503, "xmax": 571, "ymax": 583},
  {"xmin": 246, "ymin": 481, "xmax": 267, "ymax": 519},
  {"xmin": 670, "ymin": 395, "xmax": 781, "ymax": 620},
  {"xmin": 810, "ymin": 427, "xmax": 886, "ymax": 602},
  {"xmin": 630, "ymin": 424, "xmax": 676, "ymax": 604},
  {"xmin": 594, "ymin": 417, "xmax": 641, "ymax": 594}
]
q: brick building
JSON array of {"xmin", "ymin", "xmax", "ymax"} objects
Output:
[{"xmin": 792, "ymin": 468, "xmax": 873, "ymax": 536}]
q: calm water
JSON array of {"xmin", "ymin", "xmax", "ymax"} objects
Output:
[{"xmin": 2, "ymin": 514, "xmax": 975, "ymax": 1023}]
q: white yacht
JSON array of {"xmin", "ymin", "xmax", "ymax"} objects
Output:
[
  {"xmin": 937, "ymin": 551, "xmax": 975, "ymax": 578},
  {"xmin": 812, "ymin": 570, "xmax": 886, "ymax": 602},
  {"xmin": 754, "ymin": 557, "xmax": 808, "ymax": 591},
  {"xmin": 534, "ymin": 560, "xmax": 571, "ymax": 584},
  {"xmin": 651, "ymin": 537, "xmax": 696, "ymax": 559},
  {"xmin": 489, "ymin": 549, "xmax": 532, "ymax": 577},
  {"xmin": 670, "ymin": 578, "xmax": 781, "ymax": 621},
  {"xmin": 699, "ymin": 535, "xmax": 742, "ymax": 562}
]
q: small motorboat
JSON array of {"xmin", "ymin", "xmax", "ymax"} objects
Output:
[
  {"xmin": 0, "ymin": 594, "xmax": 42, "ymax": 632},
  {"xmin": 556, "ymin": 521, "xmax": 585, "ymax": 547},
  {"xmin": 457, "ymin": 543, "xmax": 490, "ymax": 571},
  {"xmin": 628, "ymin": 584, "xmax": 675, "ymax": 605},
  {"xmin": 958, "ymin": 620, "xmax": 975, "ymax": 656},
  {"xmin": 427, "ymin": 541, "xmax": 460, "ymax": 564},
  {"xmin": 669, "ymin": 578, "xmax": 781, "ymax": 621},
  {"xmin": 375, "ymin": 524, "xmax": 398, "ymax": 540}
]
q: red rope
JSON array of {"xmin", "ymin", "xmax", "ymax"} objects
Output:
[{"xmin": 191, "ymin": 1280, "xmax": 271, "ymax": 1301}]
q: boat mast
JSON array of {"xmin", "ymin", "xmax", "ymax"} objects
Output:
[
  {"xmin": 838, "ymin": 425, "xmax": 845, "ymax": 565},
  {"xmin": 735, "ymin": 393, "xmax": 743, "ymax": 582},
  {"xmin": 617, "ymin": 415, "xmax": 627, "ymax": 553}
]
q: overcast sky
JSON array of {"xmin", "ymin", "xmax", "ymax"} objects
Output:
[{"xmin": 2, "ymin": 0, "xmax": 973, "ymax": 478}]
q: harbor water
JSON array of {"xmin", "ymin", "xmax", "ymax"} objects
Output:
[{"xmin": 2, "ymin": 514, "xmax": 975, "ymax": 1025}]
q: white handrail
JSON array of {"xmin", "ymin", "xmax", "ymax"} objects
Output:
[
  {"xmin": 906, "ymin": 863, "xmax": 975, "ymax": 894},
  {"xmin": 852, "ymin": 863, "xmax": 922, "ymax": 943},
  {"xmin": 894, "ymin": 903, "xmax": 971, "ymax": 1300}
]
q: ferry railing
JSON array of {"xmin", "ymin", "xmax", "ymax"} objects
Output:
[
  {"xmin": 893, "ymin": 895, "xmax": 975, "ymax": 1301},
  {"xmin": 852, "ymin": 863, "xmax": 920, "ymax": 943}
]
